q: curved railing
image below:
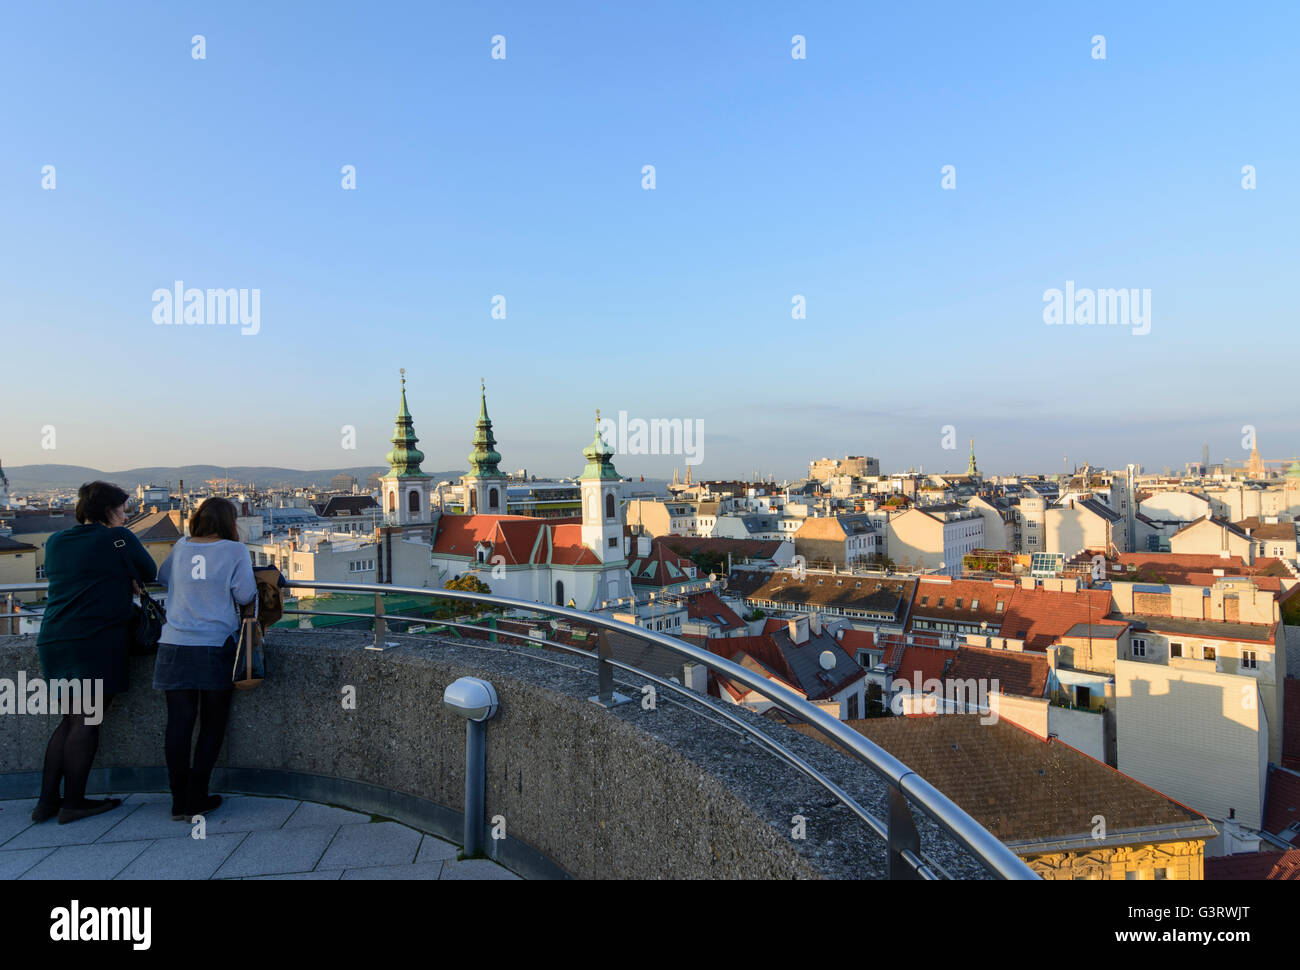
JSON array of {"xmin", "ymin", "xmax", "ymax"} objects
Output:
[{"xmin": 0, "ymin": 579, "xmax": 1036, "ymax": 880}]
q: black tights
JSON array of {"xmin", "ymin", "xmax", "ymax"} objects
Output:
[
  {"xmin": 164, "ymin": 690, "xmax": 234, "ymax": 806},
  {"xmin": 39, "ymin": 695, "xmax": 115, "ymax": 808}
]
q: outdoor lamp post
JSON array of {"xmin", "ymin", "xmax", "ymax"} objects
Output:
[{"xmin": 442, "ymin": 676, "xmax": 499, "ymax": 857}]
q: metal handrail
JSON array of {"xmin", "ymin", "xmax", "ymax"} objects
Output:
[
  {"xmin": 271, "ymin": 605, "xmax": 945, "ymax": 874},
  {"xmin": 2, "ymin": 579, "xmax": 1035, "ymax": 879}
]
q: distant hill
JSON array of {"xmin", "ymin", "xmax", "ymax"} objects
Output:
[{"xmin": 5, "ymin": 464, "xmax": 463, "ymax": 491}]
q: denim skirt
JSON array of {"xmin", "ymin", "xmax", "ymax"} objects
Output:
[{"xmin": 152, "ymin": 637, "xmax": 237, "ymax": 691}]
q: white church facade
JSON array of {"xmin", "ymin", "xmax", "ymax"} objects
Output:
[{"xmin": 375, "ymin": 375, "xmax": 634, "ymax": 611}]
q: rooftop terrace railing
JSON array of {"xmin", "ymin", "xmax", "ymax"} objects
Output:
[{"xmin": 0, "ymin": 579, "xmax": 1037, "ymax": 880}]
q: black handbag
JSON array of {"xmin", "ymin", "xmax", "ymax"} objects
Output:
[{"xmin": 113, "ymin": 537, "xmax": 166, "ymax": 655}]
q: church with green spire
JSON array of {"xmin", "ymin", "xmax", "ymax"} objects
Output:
[
  {"xmin": 463, "ymin": 379, "xmax": 509, "ymax": 513},
  {"xmin": 374, "ymin": 376, "xmax": 634, "ymax": 610},
  {"xmin": 378, "ymin": 369, "xmax": 437, "ymax": 536}
]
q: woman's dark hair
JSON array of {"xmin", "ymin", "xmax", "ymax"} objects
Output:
[
  {"xmin": 189, "ymin": 497, "xmax": 240, "ymax": 542},
  {"xmin": 75, "ymin": 481, "xmax": 131, "ymax": 525}
]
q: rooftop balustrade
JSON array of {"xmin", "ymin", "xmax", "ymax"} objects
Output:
[{"xmin": 0, "ymin": 580, "xmax": 1036, "ymax": 880}]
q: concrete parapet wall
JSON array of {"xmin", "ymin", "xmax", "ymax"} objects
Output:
[{"xmin": 0, "ymin": 630, "xmax": 989, "ymax": 879}]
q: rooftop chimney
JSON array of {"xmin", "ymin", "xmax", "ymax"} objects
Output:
[{"xmin": 788, "ymin": 615, "xmax": 809, "ymax": 645}]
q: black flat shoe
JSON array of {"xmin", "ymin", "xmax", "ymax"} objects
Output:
[
  {"xmin": 56, "ymin": 797, "xmax": 122, "ymax": 824},
  {"xmin": 30, "ymin": 800, "xmax": 61, "ymax": 823},
  {"xmin": 188, "ymin": 794, "xmax": 222, "ymax": 817}
]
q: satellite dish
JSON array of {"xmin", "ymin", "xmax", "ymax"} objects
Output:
[{"xmin": 819, "ymin": 651, "xmax": 836, "ymax": 671}]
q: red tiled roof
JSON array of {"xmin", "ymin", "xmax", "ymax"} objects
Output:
[
  {"xmin": 945, "ymin": 644, "xmax": 1049, "ymax": 699},
  {"xmin": 550, "ymin": 523, "xmax": 602, "ymax": 566},
  {"xmin": 1204, "ymin": 849, "xmax": 1300, "ymax": 880},
  {"xmin": 1264, "ymin": 767, "xmax": 1300, "ymax": 839},
  {"xmin": 1181, "ymin": 572, "xmax": 1285, "ymax": 591},
  {"xmin": 890, "ymin": 645, "xmax": 953, "ymax": 687},
  {"xmin": 1117, "ymin": 551, "xmax": 1248, "ymax": 571},
  {"xmin": 433, "ymin": 515, "xmax": 545, "ymax": 564},
  {"xmin": 908, "ymin": 577, "xmax": 1012, "ymax": 629},
  {"xmin": 999, "ymin": 586, "xmax": 1112, "ymax": 652},
  {"xmin": 684, "ymin": 591, "xmax": 745, "ymax": 631},
  {"xmin": 838, "ymin": 629, "xmax": 876, "ymax": 652},
  {"xmin": 626, "ymin": 536, "xmax": 697, "ymax": 587},
  {"xmin": 433, "ymin": 514, "xmax": 601, "ymax": 567},
  {"xmin": 707, "ymin": 634, "xmax": 800, "ymax": 692}
]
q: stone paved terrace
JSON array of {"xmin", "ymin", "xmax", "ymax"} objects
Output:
[{"xmin": 0, "ymin": 793, "xmax": 521, "ymax": 880}]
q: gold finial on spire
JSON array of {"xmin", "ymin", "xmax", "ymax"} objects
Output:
[
  {"xmin": 400, "ymin": 367, "xmax": 406, "ymax": 386},
  {"xmin": 596, "ymin": 408, "xmax": 601, "ymax": 426},
  {"xmin": 481, "ymin": 377, "xmax": 485, "ymax": 393}
]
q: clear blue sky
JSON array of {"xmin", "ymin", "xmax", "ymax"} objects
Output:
[{"xmin": 2, "ymin": 1, "xmax": 1297, "ymax": 480}]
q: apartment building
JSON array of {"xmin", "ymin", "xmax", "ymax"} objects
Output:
[
  {"xmin": 1110, "ymin": 577, "xmax": 1288, "ymax": 835},
  {"xmin": 1235, "ymin": 517, "xmax": 1299, "ymax": 561},
  {"xmin": 742, "ymin": 571, "xmax": 916, "ymax": 629},
  {"xmin": 965, "ymin": 493, "xmax": 1016, "ymax": 552},
  {"xmin": 905, "ymin": 575, "xmax": 1011, "ymax": 645},
  {"xmin": 885, "ymin": 505, "xmax": 984, "ymax": 575},
  {"xmin": 1169, "ymin": 516, "xmax": 1257, "ymax": 564},
  {"xmin": 1045, "ymin": 496, "xmax": 1123, "ymax": 558},
  {"xmin": 793, "ymin": 513, "xmax": 881, "ymax": 568},
  {"xmin": 809, "ymin": 455, "xmax": 880, "ymax": 482},
  {"xmin": 707, "ymin": 613, "xmax": 867, "ymax": 720},
  {"xmin": 626, "ymin": 498, "xmax": 697, "ymax": 537}
]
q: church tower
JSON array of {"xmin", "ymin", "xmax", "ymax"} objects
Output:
[
  {"xmin": 580, "ymin": 412, "xmax": 626, "ymax": 565},
  {"xmin": 379, "ymin": 370, "xmax": 434, "ymax": 529},
  {"xmin": 967, "ymin": 438, "xmax": 980, "ymax": 479},
  {"xmin": 462, "ymin": 380, "xmax": 508, "ymax": 515}
]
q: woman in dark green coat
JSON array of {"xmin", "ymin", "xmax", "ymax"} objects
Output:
[{"xmin": 34, "ymin": 481, "xmax": 157, "ymax": 824}]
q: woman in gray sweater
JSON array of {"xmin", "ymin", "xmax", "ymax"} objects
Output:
[{"xmin": 153, "ymin": 497, "xmax": 256, "ymax": 820}]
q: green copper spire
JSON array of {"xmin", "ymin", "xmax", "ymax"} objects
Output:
[
  {"xmin": 385, "ymin": 369, "xmax": 427, "ymax": 478},
  {"xmin": 466, "ymin": 379, "xmax": 506, "ymax": 479},
  {"xmin": 967, "ymin": 437, "xmax": 979, "ymax": 477},
  {"xmin": 579, "ymin": 409, "xmax": 621, "ymax": 481}
]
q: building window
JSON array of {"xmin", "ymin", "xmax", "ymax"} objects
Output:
[
  {"xmin": 1154, "ymin": 868, "xmax": 1169, "ymax": 880},
  {"xmin": 1203, "ymin": 645, "xmax": 1216, "ymax": 661},
  {"xmin": 1132, "ymin": 637, "xmax": 1146, "ymax": 658},
  {"xmin": 489, "ymin": 487, "xmax": 499, "ymax": 510},
  {"xmin": 608, "ymin": 537, "xmax": 617, "ymax": 548},
  {"xmin": 1169, "ymin": 641, "xmax": 1183, "ymax": 658},
  {"xmin": 1242, "ymin": 650, "xmax": 1257, "ymax": 670},
  {"xmin": 408, "ymin": 490, "xmax": 420, "ymax": 514},
  {"xmin": 605, "ymin": 493, "xmax": 615, "ymax": 520},
  {"xmin": 555, "ymin": 580, "xmax": 564, "ymax": 606},
  {"xmin": 35, "ymin": 565, "xmax": 46, "ymax": 579}
]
